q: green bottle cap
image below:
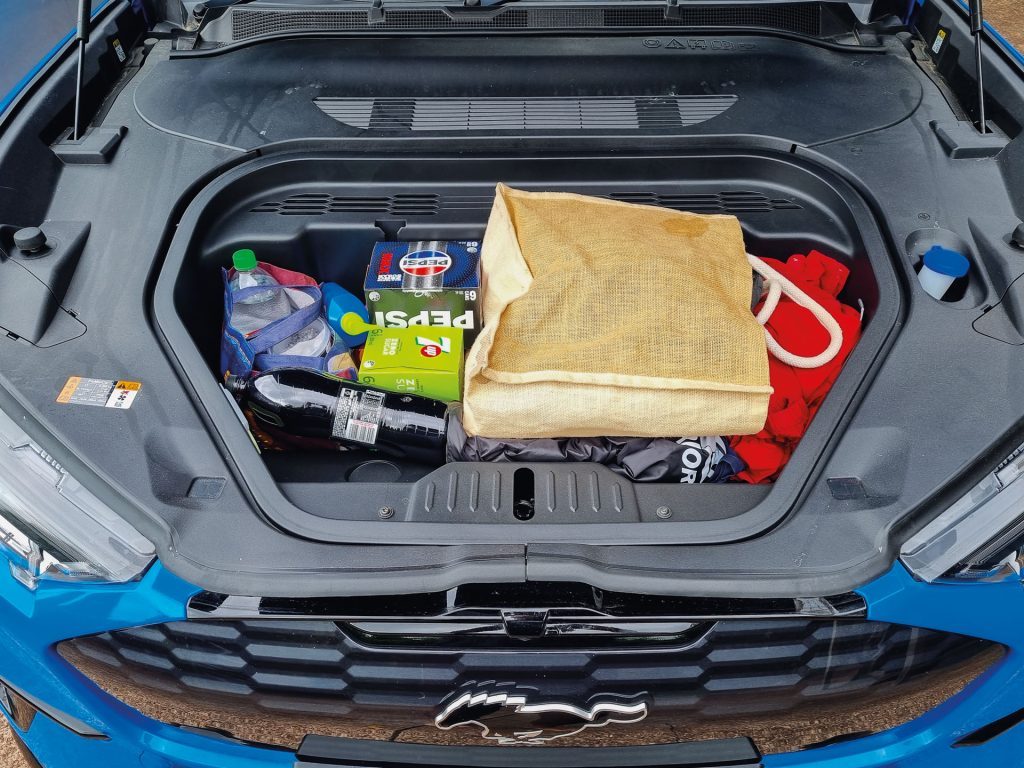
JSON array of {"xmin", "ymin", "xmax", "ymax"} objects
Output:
[
  {"xmin": 232, "ymin": 248, "xmax": 258, "ymax": 271},
  {"xmin": 341, "ymin": 312, "xmax": 376, "ymax": 336}
]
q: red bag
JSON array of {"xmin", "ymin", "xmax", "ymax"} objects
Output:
[{"xmin": 732, "ymin": 251, "xmax": 863, "ymax": 484}]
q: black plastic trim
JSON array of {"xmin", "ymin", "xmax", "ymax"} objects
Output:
[
  {"xmin": 295, "ymin": 736, "xmax": 762, "ymax": 767},
  {"xmin": 187, "ymin": 584, "xmax": 867, "ymax": 621},
  {"xmin": 0, "ymin": 676, "xmax": 107, "ymax": 739},
  {"xmin": 954, "ymin": 705, "xmax": 1024, "ymax": 747}
]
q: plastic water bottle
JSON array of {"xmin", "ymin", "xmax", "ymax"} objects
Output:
[
  {"xmin": 229, "ymin": 249, "xmax": 292, "ymax": 337},
  {"xmin": 230, "ymin": 249, "xmax": 276, "ymax": 302}
]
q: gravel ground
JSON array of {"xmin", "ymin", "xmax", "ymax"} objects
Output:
[
  {"xmin": 0, "ymin": 728, "xmax": 18, "ymax": 768},
  {"xmin": 2, "ymin": 7, "xmax": 1022, "ymax": 767}
]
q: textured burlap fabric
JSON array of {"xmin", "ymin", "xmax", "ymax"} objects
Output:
[{"xmin": 462, "ymin": 184, "xmax": 771, "ymax": 438}]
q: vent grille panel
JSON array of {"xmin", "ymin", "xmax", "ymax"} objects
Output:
[
  {"xmin": 230, "ymin": 3, "xmax": 822, "ymax": 40},
  {"xmin": 607, "ymin": 191, "xmax": 803, "ymax": 213},
  {"xmin": 603, "ymin": 4, "xmax": 820, "ymax": 34},
  {"xmin": 314, "ymin": 95, "xmax": 738, "ymax": 133},
  {"xmin": 250, "ymin": 190, "xmax": 801, "ymax": 217},
  {"xmin": 250, "ymin": 193, "xmax": 442, "ymax": 216}
]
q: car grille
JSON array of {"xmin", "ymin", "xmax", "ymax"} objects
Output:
[{"xmin": 59, "ymin": 618, "xmax": 1000, "ymax": 754}]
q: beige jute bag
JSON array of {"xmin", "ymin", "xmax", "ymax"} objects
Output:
[{"xmin": 461, "ymin": 185, "xmax": 773, "ymax": 439}]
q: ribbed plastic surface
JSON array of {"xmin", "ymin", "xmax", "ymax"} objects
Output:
[
  {"xmin": 230, "ymin": 3, "xmax": 822, "ymax": 40},
  {"xmin": 312, "ymin": 95, "xmax": 738, "ymax": 132},
  {"xmin": 250, "ymin": 188, "xmax": 800, "ymax": 216}
]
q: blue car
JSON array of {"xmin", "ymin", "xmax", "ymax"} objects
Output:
[{"xmin": 2, "ymin": 0, "xmax": 1024, "ymax": 765}]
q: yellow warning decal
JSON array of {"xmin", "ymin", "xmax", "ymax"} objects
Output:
[
  {"xmin": 56, "ymin": 376, "xmax": 141, "ymax": 409},
  {"xmin": 56, "ymin": 376, "xmax": 82, "ymax": 404}
]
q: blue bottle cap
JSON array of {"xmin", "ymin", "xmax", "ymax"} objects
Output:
[{"xmin": 923, "ymin": 245, "xmax": 970, "ymax": 278}]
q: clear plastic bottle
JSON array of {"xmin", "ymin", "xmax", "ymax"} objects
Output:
[
  {"xmin": 225, "ymin": 368, "xmax": 450, "ymax": 465},
  {"xmin": 228, "ymin": 249, "xmax": 292, "ymax": 337}
]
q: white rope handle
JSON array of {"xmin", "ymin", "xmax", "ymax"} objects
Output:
[{"xmin": 748, "ymin": 253, "xmax": 844, "ymax": 369}]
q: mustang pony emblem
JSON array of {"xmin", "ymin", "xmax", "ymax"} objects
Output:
[{"xmin": 434, "ymin": 688, "xmax": 649, "ymax": 745}]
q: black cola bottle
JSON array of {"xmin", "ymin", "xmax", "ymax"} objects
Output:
[{"xmin": 225, "ymin": 368, "xmax": 449, "ymax": 465}]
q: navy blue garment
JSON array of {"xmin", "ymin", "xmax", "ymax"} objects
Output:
[{"xmin": 447, "ymin": 414, "xmax": 746, "ymax": 484}]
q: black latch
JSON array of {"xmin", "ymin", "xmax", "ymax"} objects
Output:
[{"xmin": 501, "ymin": 609, "xmax": 549, "ymax": 638}]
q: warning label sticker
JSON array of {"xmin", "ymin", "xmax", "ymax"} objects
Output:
[{"xmin": 57, "ymin": 377, "xmax": 141, "ymax": 409}]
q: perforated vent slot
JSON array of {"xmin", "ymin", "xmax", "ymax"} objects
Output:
[
  {"xmin": 250, "ymin": 193, "xmax": 441, "ymax": 216},
  {"xmin": 229, "ymin": 2, "xmax": 822, "ymax": 40},
  {"xmin": 314, "ymin": 95, "xmax": 738, "ymax": 133},
  {"xmin": 250, "ymin": 190, "xmax": 801, "ymax": 216},
  {"xmin": 604, "ymin": 4, "xmax": 820, "ymax": 33},
  {"xmin": 606, "ymin": 191, "xmax": 803, "ymax": 213}
]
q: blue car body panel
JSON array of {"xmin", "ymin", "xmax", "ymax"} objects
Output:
[
  {"xmin": 0, "ymin": 562, "xmax": 291, "ymax": 767},
  {"xmin": 0, "ymin": 0, "xmax": 114, "ymax": 115},
  {"xmin": 2, "ymin": 560, "xmax": 1024, "ymax": 767}
]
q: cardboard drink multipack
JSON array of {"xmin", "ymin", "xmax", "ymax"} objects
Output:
[
  {"xmin": 364, "ymin": 240, "xmax": 482, "ymax": 346},
  {"xmin": 357, "ymin": 325, "xmax": 464, "ymax": 403}
]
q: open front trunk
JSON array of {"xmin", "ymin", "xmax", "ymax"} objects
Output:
[
  {"xmin": 4, "ymin": 0, "xmax": 1023, "ymax": 595},
  {"xmin": 154, "ymin": 149, "xmax": 899, "ymax": 544}
]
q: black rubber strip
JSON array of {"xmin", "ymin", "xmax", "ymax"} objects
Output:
[
  {"xmin": 296, "ymin": 736, "xmax": 762, "ymax": 767},
  {"xmin": 955, "ymin": 706, "xmax": 1024, "ymax": 747}
]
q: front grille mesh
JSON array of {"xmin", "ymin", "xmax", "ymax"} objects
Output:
[
  {"xmin": 60, "ymin": 618, "xmax": 998, "ymax": 753},
  {"xmin": 230, "ymin": 3, "xmax": 822, "ymax": 40}
]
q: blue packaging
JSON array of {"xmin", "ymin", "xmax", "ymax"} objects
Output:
[{"xmin": 364, "ymin": 240, "xmax": 482, "ymax": 345}]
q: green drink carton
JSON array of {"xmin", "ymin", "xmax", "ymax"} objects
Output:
[
  {"xmin": 364, "ymin": 240, "xmax": 482, "ymax": 346},
  {"xmin": 344, "ymin": 315, "xmax": 464, "ymax": 402}
]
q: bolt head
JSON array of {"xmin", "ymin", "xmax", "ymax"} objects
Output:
[
  {"xmin": 1011, "ymin": 223, "xmax": 1024, "ymax": 249},
  {"xmin": 13, "ymin": 227, "xmax": 46, "ymax": 253}
]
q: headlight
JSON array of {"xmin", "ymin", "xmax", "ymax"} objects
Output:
[
  {"xmin": 901, "ymin": 440, "xmax": 1024, "ymax": 582},
  {"xmin": 0, "ymin": 406, "xmax": 154, "ymax": 590}
]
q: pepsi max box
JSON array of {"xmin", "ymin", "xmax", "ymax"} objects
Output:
[{"xmin": 364, "ymin": 240, "xmax": 482, "ymax": 346}]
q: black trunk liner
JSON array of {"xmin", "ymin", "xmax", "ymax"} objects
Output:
[{"xmin": 153, "ymin": 149, "xmax": 899, "ymax": 543}]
